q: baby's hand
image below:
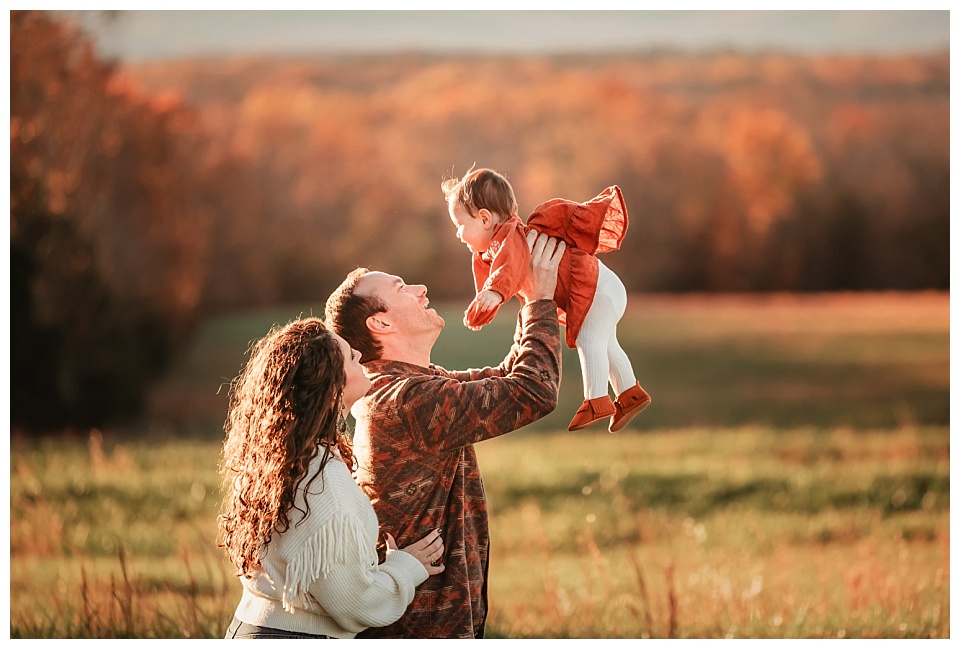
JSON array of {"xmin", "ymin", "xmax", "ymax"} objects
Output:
[
  {"xmin": 463, "ymin": 290, "xmax": 503, "ymax": 331},
  {"xmin": 474, "ymin": 290, "xmax": 503, "ymax": 312}
]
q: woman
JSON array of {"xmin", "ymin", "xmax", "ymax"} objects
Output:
[{"xmin": 219, "ymin": 317, "xmax": 444, "ymax": 639}]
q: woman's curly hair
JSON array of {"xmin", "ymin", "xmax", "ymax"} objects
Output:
[{"xmin": 217, "ymin": 317, "xmax": 355, "ymax": 577}]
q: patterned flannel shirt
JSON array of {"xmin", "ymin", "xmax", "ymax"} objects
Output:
[{"xmin": 352, "ymin": 299, "xmax": 562, "ymax": 638}]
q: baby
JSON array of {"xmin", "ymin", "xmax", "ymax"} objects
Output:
[{"xmin": 442, "ymin": 167, "xmax": 651, "ymax": 432}]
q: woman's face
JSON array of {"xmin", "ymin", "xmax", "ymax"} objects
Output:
[{"xmin": 333, "ymin": 333, "xmax": 372, "ymax": 409}]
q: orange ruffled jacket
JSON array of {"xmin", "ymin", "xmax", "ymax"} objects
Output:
[{"xmin": 466, "ymin": 185, "xmax": 629, "ymax": 349}]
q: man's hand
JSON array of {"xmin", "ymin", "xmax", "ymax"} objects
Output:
[{"xmin": 519, "ymin": 229, "xmax": 565, "ymax": 303}]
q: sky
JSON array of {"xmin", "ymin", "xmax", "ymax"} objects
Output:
[{"xmin": 63, "ymin": 8, "xmax": 952, "ymax": 63}]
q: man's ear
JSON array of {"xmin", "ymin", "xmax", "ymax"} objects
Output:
[{"xmin": 366, "ymin": 313, "xmax": 393, "ymax": 335}]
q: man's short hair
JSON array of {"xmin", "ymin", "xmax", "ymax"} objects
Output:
[{"xmin": 324, "ymin": 267, "xmax": 386, "ymax": 363}]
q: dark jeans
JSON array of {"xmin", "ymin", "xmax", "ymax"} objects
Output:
[{"xmin": 225, "ymin": 617, "xmax": 334, "ymax": 639}]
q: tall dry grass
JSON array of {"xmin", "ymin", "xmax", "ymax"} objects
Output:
[
  {"xmin": 10, "ymin": 292, "xmax": 949, "ymax": 638},
  {"xmin": 10, "ymin": 432, "xmax": 235, "ymax": 638},
  {"xmin": 9, "ymin": 425, "xmax": 949, "ymax": 639},
  {"xmin": 476, "ymin": 423, "xmax": 949, "ymax": 639}
]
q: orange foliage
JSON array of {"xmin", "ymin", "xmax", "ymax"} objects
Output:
[
  {"xmin": 10, "ymin": 14, "xmax": 949, "ymax": 426},
  {"xmin": 21, "ymin": 18, "xmax": 952, "ymax": 307},
  {"xmin": 120, "ymin": 49, "xmax": 946, "ymax": 298}
]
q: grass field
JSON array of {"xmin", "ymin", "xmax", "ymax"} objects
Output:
[{"xmin": 8, "ymin": 292, "xmax": 950, "ymax": 638}]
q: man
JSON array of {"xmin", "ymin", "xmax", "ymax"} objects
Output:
[{"xmin": 324, "ymin": 231, "xmax": 565, "ymax": 638}]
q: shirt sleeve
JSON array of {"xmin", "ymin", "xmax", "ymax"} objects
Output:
[
  {"xmin": 463, "ymin": 297, "xmax": 500, "ymax": 329},
  {"xmin": 307, "ymin": 535, "xmax": 429, "ymax": 633},
  {"xmin": 482, "ymin": 226, "xmax": 529, "ymax": 301},
  {"xmin": 397, "ymin": 299, "xmax": 561, "ymax": 453}
]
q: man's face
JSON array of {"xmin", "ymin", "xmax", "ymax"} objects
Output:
[{"xmin": 355, "ymin": 271, "xmax": 445, "ymax": 339}]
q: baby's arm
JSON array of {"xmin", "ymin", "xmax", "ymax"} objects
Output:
[{"xmin": 464, "ymin": 222, "xmax": 529, "ymax": 331}]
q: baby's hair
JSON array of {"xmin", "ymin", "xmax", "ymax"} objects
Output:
[{"xmin": 441, "ymin": 166, "xmax": 518, "ymax": 224}]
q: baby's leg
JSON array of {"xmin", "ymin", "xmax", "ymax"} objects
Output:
[
  {"xmin": 595, "ymin": 261, "xmax": 637, "ymax": 395},
  {"xmin": 607, "ymin": 336, "xmax": 637, "ymax": 396},
  {"xmin": 576, "ymin": 261, "xmax": 627, "ymax": 400},
  {"xmin": 576, "ymin": 325, "xmax": 612, "ymax": 400}
]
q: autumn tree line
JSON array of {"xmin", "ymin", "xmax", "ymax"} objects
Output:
[{"xmin": 10, "ymin": 10, "xmax": 949, "ymax": 432}]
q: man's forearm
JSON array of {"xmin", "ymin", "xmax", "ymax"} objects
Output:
[
  {"xmin": 447, "ymin": 299, "xmax": 557, "ymax": 381},
  {"xmin": 506, "ymin": 299, "xmax": 562, "ymax": 417},
  {"xmin": 403, "ymin": 300, "xmax": 561, "ymax": 451}
]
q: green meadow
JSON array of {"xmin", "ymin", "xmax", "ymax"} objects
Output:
[{"xmin": 9, "ymin": 292, "xmax": 950, "ymax": 638}]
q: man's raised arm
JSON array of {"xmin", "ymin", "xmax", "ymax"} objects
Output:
[
  {"xmin": 400, "ymin": 233, "xmax": 566, "ymax": 451},
  {"xmin": 445, "ymin": 231, "xmax": 566, "ymax": 383}
]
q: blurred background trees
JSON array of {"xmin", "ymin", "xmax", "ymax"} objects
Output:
[
  {"xmin": 125, "ymin": 49, "xmax": 948, "ymax": 300},
  {"xmin": 10, "ymin": 10, "xmax": 264, "ymax": 430},
  {"xmin": 9, "ymin": 10, "xmax": 949, "ymax": 433}
]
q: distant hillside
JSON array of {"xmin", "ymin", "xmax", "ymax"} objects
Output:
[
  {"xmin": 120, "ymin": 51, "xmax": 949, "ymax": 303},
  {"xmin": 15, "ymin": 10, "xmax": 946, "ymax": 433}
]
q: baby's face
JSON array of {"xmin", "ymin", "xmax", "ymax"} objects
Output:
[{"xmin": 449, "ymin": 201, "xmax": 493, "ymax": 254}]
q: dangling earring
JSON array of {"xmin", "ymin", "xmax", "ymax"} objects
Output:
[{"xmin": 336, "ymin": 401, "xmax": 348, "ymax": 435}]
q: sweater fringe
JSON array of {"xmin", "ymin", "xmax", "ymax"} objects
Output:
[{"xmin": 281, "ymin": 511, "xmax": 372, "ymax": 613}]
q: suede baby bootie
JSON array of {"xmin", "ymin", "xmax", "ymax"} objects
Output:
[
  {"xmin": 568, "ymin": 396, "xmax": 617, "ymax": 431},
  {"xmin": 608, "ymin": 383, "xmax": 652, "ymax": 432}
]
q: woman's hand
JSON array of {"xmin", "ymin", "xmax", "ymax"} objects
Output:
[{"xmin": 386, "ymin": 529, "xmax": 445, "ymax": 576}]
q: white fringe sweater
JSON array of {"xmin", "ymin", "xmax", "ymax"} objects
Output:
[{"xmin": 232, "ymin": 452, "xmax": 429, "ymax": 638}]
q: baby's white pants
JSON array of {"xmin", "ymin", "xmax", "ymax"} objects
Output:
[{"xmin": 574, "ymin": 260, "xmax": 637, "ymax": 400}]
